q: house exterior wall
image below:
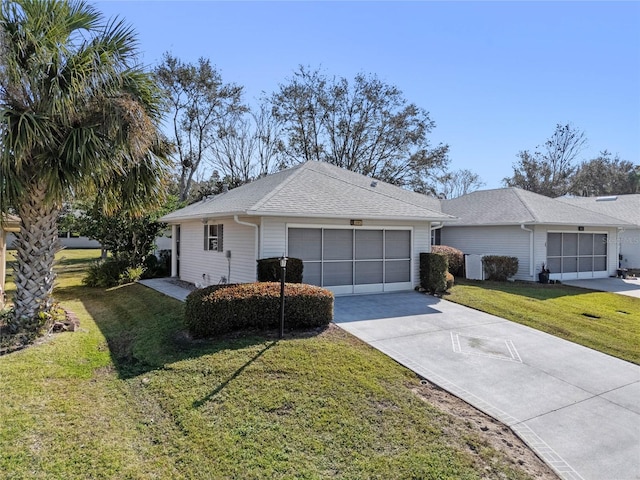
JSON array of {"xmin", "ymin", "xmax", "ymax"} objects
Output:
[
  {"xmin": 440, "ymin": 225, "xmax": 533, "ymax": 280},
  {"xmin": 441, "ymin": 224, "xmax": 620, "ymax": 282},
  {"xmin": 261, "ymin": 216, "xmax": 431, "ymax": 290},
  {"xmin": 177, "ymin": 218, "xmax": 258, "ymax": 287},
  {"xmin": 619, "ymin": 228, "xmax": 640, "ymax": 269}
]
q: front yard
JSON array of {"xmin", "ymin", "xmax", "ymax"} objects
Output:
[
  {"xmin": 446, "ymin": 279, "xmax": 640, "ymax": 364},
  {"xmin": 0, "ymin": 251, "xmax": 551, "ymax": 479}
]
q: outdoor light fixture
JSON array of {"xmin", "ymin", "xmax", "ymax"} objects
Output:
[{"xmin": 279, "ymin": 255, "xmax": 288, "ymax": 339}]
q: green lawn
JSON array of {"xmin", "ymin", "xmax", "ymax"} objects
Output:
[
  {"xmin": 446, "ymin": 279, "xmax": 640, "ymax": 364},
  {"xmin": 0, "ymin": 251, "xmax": 537, "ymax": 479}
]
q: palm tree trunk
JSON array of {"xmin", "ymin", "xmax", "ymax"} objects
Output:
[{"xmin": 11, "ymin": 183, "xmax": 60, "ymax": 333}]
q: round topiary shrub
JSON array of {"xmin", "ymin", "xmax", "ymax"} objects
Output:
[
  {"xmin": 431, "ymin": 245, "xmax": 464, "ymax": 277},
  {"xmin": 184, "ymin": 282, "xmax": 333, "ymax": 338}
]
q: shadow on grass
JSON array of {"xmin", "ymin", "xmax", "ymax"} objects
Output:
[
  {"xmin": 70, "ymin": 282, "xmax": 321, "ymax": 381},
  {"xmin": 192, "ymin": 340, "xmax": 277, "ymax": 408},
  {"xmin": 453, "ymin": 278, "xmax": 592, "ymax": 300}
]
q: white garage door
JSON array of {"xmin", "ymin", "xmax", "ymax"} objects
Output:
[
  {"xmin": 288, "ymin": 227, "xmax": 412, "ymax": 294},
  {"xmin": 547, "ymin": 232, "xmax": 608, "ymax": 280}
]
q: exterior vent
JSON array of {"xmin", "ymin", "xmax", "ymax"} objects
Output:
[
  {"xmin": 370, "ymin": 181, "xmax": 378, "ymax": 187},
  {"xmin": 596, "ymin": 196, "xmax": 618, "ymax": 202}
]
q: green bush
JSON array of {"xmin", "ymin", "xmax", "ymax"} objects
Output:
[
  {"xmin": 257, "ymin": 257, "xmax": 303, "ymax": 283},
  {"xmin": 482, "ymin": 256, "xmax": 519, "ymax": 281},
  {"xmin": 420, "ymin": 253, "xmax": 449, "ymax": 294},
  {"xmin": 184, "ymin": 282, "xmax": 333, "ymax": 338},
  {"xmin": 83, "ymin": 259, "xmax": 144, "ymax": 287},
  {"xmin": 431, "ymin": 245, "xmax": 464, "ymax": 276}
]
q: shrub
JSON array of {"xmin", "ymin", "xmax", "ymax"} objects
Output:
[
  {"xmin": 184, "ymin": 282, "xmax": 333, "ymax": 338},
  {"xmin": 482, "ymin": 256, "xmax": 519, "ymax": 281},
  {"xmin": 445, "ymin": 271, "xmax": 455, "ymax": 290},
  {"xmin": 83, "ymin": 259, "xmax": 129, "ymax": 287},
  {"xmin": 257, "ymin": 257, "xmax": 303, "ymax": 283},
  {"xmin": 420, "ymin": 253, "xmax": 449, "ymax": 294},
  {"xmin": 431, "ymin": 245, "xmax": 464, "ymax": 276},
  {"xmin": 83, "ymin": 259, "xmax": 144, "ymax": 287}
]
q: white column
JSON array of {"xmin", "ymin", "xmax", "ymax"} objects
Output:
[{"xmin": 171, "ymin": 224, "xmax": 178, "ymax": 277}]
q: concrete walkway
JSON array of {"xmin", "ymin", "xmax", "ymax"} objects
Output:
[
  {"xmin": 138, "ymin": 278, "xmax": 192, "ymax": 302},
  {"xmin": 334, "ymin": 292, "xmax": 640, "ymax": 480},
  {"xmin": 563, "ymin": 277, "xmax": 640, "ymax": 298}
]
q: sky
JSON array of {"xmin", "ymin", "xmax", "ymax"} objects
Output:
[{"xmin": 95, "ymin": 1, "xmax": 640, "ymax": 189}]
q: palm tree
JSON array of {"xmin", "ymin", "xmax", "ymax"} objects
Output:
[{"xmin": 0, "ymin": 0, "xmax": 169, "ymax": 333}]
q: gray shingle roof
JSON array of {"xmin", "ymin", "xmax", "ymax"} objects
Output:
[
  {"xmin": 440, "ymin": 188, "xmax": 632, "ymax": 227},
  {"xmin": 556, "ymin": 195, "xmax": 640, "ymax": 227},
  {"xmin": 160, "ymin": 161, "xmax": 454, "ymax": 223}
]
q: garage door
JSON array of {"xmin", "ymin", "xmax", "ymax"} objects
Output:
[
  {"xmin": 288, "ymin": 227, "xmax": 412, "ymax": 294},
  {"xmin": 547, "ymin": 232, "xmax": 608, "ymax": 280}
]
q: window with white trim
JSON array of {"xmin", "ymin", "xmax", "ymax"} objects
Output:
[{"xmin": 204, "ymin": 224, "xmax": 223, "ymax": 252}]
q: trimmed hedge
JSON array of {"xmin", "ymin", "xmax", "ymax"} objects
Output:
[
  {"xmin": 482, "ymin": 255, "xmax": 519, "ymax": 281},
  {"xmin": 420, "ymin": 252, "xmax": 449, "ymax": 294},
  {"xmin": 431, "ymin": 245, "xmax": 464, "ymax": 276},
  {"xmin": 184, "ymin": 282, "xmax": 333, "ymax": 337},
  {"xmin": 257, "ymin": 257, "xmax": 303, "ymax": 283}
]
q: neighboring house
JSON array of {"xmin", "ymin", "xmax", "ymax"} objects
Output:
[
  {"xmin": 159, "ymin": 161, "xmax": 456, "ymax": 294},
  {"xmin": 439, "ymin": 188, "xmax": 632, "ymax": 281},
  {"xmin": 557, "ymin": 194, "xmax": 640, "ymax": 270},
  {"xmin": 1, "ymin": 214, "xmax": 20, "ymax": 305}
]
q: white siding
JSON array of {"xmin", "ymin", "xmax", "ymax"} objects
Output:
[
  {"xmin": 620, "ymin": 228, "xmax": 640, "ymax": 269},
  {"xmin": 178, "ymin": 218, "xmax": 257, "ymax": 286},
  {"xmin": 262, "ymin": 216, "xmax": 431, "ymax": 290},
  {"xmin": 442, "ymin": 224, "xmax": 620, "ymax": 282},
  {"xmin": 441, "ymin": 226, "xmax": 533, "ymax": 280}
]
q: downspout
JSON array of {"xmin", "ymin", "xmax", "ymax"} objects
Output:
[
  {"xmin": 430, "ymin": 222, "xmax": 444, "ymax": 250},
  {"xmin": 170, "ymin": 224, "xmax": 178, "ymax": 277},
  {"xmin": 234, "ymin": 215, "xmax": 259, "ymax": 279},
  {"xmin": 521, "ymin": 224, "xmax": 534, "ymax": 278},
  {"xmin": 617, "ymin": 227, "xmax": 624, "ymax": 270}
]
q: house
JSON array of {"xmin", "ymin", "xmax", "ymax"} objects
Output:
[
  {"xmin": 556, "ymin": 194, "xmax": 640, "ymax": 270},
  {"xmin": 439, "ymin": 188, "xmax": 632, "ymax": 281},
  {"xmin": 159, "ymin": 161, "xmax": 455, "ymax": 294},
  {"xmin": 1, "ymin": 214, "xmax": 20, "ymax": 306}
]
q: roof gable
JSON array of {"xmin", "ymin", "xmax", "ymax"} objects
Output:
[
  {"xmin": 161, "ymin": 161, "xmax": 452, "ymax": 223},
  {"xmin": 441, "ymin": 188, "xmax": 632, "ymax": 227}
]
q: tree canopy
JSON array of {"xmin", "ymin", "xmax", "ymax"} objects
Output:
[
  {"xmin": 268, "ymin": 66, "xmax": 451, "ymax": 190},
  {"xmin": 503, "ymin": 124, "xmax": 586, "ymax": 197},
  {"xmin": 154, "ymin": 53, "xmax": 246, "ymax": 202},
  {"xmin": 0, "ymin": 0, "xmax": 169, "ymax": 332}
]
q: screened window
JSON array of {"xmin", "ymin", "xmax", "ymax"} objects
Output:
[{"xmin": 204, "ymin": 224, "xmax": 224, "ymax": 252}]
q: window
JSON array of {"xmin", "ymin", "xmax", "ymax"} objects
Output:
[{"xmin": 203, "ymin": 224, "xmax": 223, "ymax": 251}]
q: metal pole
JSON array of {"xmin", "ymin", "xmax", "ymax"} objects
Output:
[{"xmin": 279, "ymin": 265, "xmax": 286, "ymax": 338}]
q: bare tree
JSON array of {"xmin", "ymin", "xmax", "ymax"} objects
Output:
[
  {"xmin": 155, "ymin": 53, "xmax": 246, "ymax": 201},
  {"xmin": 433, "ymin": 169, "xmax": 485, "ymax": 199},
  {"xmin": 503, "ymin": 124, "xmax": 586, "ymax": 197}
]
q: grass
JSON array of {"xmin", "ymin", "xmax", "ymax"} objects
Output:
[
  {"xmin": 0, "ymin": 250, "xmax": 536, "ymax": 479},
  {"xmin": 446, "ymin": 278, "xmax": 640, "ymax": 364}
]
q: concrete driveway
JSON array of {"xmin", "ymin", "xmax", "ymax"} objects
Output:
[
  {"xmin": 563, "ymin": 277, "xmax": 640, "ymax": 298},
  {"xmin": 334, "ymin": 292, "xmax": 640, "ymax": 480}
]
